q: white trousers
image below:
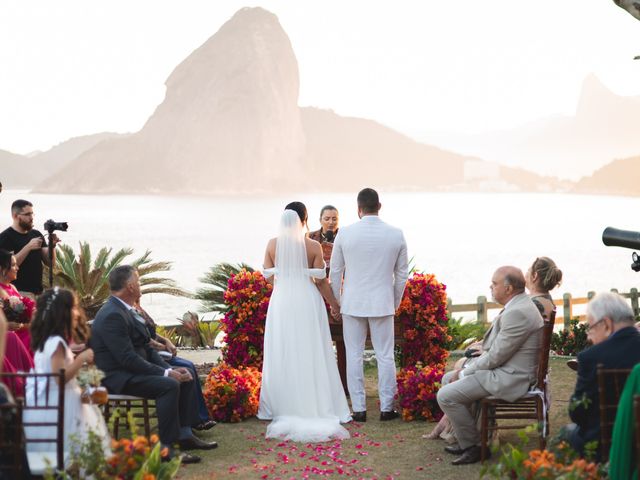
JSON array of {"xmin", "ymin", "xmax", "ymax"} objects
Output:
[{"xmin": 342, "ymin": 314, "xmax": 397, "ymax": 412}]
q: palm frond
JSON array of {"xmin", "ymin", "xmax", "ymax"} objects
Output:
[
  {"xmin": 50, "ymin": 242, "xmax": 185, "ymax": 319},
  {"xmin": 195, "ymin": 262, "xmax": 254, "ymax": 313}
]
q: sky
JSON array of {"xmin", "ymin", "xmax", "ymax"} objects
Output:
[{"xmin": 1, "ymin": 0, "xmax": 639, "ymax": 155}]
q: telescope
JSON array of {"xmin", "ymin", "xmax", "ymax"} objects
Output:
[{"xmin": 602, "ymin": 227, "xmax": 640, "ymax": 272}]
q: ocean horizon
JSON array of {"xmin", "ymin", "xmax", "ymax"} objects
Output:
[{"xmin": 1, "ymin": 189, "xmax": 638, "ymax": 324}]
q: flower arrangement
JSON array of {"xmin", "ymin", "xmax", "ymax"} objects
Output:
[
  {"xmin": 2, "ymin": 295, "xmax": 35, "ymax": 324},
  {"xmin": 203, "ymin": 363, "xmax": 262, "ymax": 422},
  {"xmin": 481, "ymin": 430, "xmax": 606, "ymax": 480},
  {"xmin": 396, "ymin": 363, "xmax": 443, "ymax": 421},
  {"xmin": 105, "ymin": 434, "xmax": 178, "ymax": 479},
  {"xmin": 220, "ymin": 269, "xmax": 272, "ymax": 369},
  {"xmin": 394, "ymin": 273, "xmax": 450, "ymax": 422},
  {"xmin": 551, "ymin": 318, "xmax": 589, "ymax": 356},
  {"xmin": 395, "ymin": 273, "xmax": 450, "ymax": 368},
  {"xmin": 45, "ymin": 428, "xmax": 180, "ymax": 480}
]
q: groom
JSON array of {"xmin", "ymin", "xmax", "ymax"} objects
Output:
[{"xmin": 330, "ymin": 188, "xmax": 409, "ymax": 421}]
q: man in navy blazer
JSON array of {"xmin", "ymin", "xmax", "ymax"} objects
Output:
[
  {"xmin": 91, "ymin": 266, "xmax": 217, "ymax": 462},
  {"xmin": 565, "ymin": 292, "xmax": 640, "ymax": 459}
]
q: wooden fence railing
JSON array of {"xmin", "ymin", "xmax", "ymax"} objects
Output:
[{"xmin": 447, "ymin": 288, "xmax": 640, "ymax": 329}]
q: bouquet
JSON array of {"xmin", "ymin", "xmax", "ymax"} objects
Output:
[
  {"xmin": 2, "ymin": 296, "xmax": 34, "ymax": 324},
  {"xmin": 77, "ymin": 364, "xmax": 108, "ymax": 405}
]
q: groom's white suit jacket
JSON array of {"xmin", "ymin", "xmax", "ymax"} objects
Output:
[{"xmin": 330, "ymin": 215, "xmax": 409, "ymax": 317}]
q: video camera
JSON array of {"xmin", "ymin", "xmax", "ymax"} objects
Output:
[
  {"xmin": 43, "ymin": 219, "xmax": 68, "ymax": 233},
  {"xmin": 602, "ymin": 227, "xmax": 640, "ymax": 272},
  {"xmin": 43, "ymin": 219, "xmax": 68, "ymax": 288}
]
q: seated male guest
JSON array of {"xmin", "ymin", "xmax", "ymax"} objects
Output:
[
  {"xmin": 563, "ymin": 292, "xmax": 640, "ymax": 459},
  {"xmin": 437, "ymin": 266, "xmax": 543, "ymax": 465},
  {"xmin": 91, "ymin": 266, "xmax": 217, "ymax": 463}
]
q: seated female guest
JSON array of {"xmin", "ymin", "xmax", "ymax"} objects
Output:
[
  {"xmin": 309, "ymin": 205, "xmax": 339, "ymax": 270},
  {"xmin": 24, "ymin": 287, "xmax": 110, "ymax": 459},
  {"xmin": 526, "ymin": 256, "xmax": 562, "ymax": 321},
  {"xmin": 133, "ymin": 300, "xmax": 216, "ymax": 431},
  {"xmin": 0, "ymin": 249, "xmax": 35, "ymax": 354}
]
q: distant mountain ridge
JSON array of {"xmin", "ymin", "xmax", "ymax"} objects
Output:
[
  {"xmin": 418, "ymin": 74, "xmax": 640, "ymax": 181},
  {"xmin": 0, "ymin": 133, "xmax": 123, "ymax": 189},
  {"xmin": 29, "ymin": 7, "xmax": 561, "ymax": 195}
]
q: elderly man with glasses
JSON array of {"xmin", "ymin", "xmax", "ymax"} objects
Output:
[
  {"xmin": 0, "ymin": 199, "xmax": 58, "ymax": 297},
  {"xmin": 562, "ymin": 291, "xmax": 640, "ymax": 459}
]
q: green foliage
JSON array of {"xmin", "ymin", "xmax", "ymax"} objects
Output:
[
  {"xmin": 443, "ymin": 315, "xmax": 489, "ymax": 351},
  {"xmin": 156, "ymin": 325, "xmax": 180, "ymax": 346},
  {"xmin": 551, "ymin": 318, "xmax": 590, "ymax": 356},
  {"xmin": 49, "ymin": 242, "xmax": 190, "ymax": 318},
  {"xmin": 176, "ymin": 311, "xmax": 222, "ymax": 348},
  {"xmin": 482, "ymin": 426, "xmax": 607, "ymax": 479},
  {"xmin": 195, "ymin": 262, "xmax": 255, "ymax": 315}
]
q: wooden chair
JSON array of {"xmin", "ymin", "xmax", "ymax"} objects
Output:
[
  {"xmin": 104, "ymin": 394, "xmax": 157, "ymax": 439},
  {"xmin": 0, "ymin": 397, "xmax": 26, "ymax": 479},
  {"xmin": 1, "ymin": 370, "xmax": 66, "ymax": 476},
  {"xmin": 597, "ymin": 365, "xmax": 632, "ymax": 462},
  {"xmin": 479, "ymin": 310, "xmax": 556, "ymax": 461}
]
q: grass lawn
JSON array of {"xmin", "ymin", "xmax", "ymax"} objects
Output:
[{"xmin": 171, "ymin": 357, "xmax": 576, "ymax": 480}]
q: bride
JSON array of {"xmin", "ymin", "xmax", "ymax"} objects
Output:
[{"xmin": 257, "ymin": 202, "xmax": 352, "ymax": 442}]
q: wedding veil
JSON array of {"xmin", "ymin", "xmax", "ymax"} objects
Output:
[{"xmin": 274, "ymin": 209, "xmax": 308, "ymax": 280}]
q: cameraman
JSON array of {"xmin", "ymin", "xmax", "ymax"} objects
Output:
[{"xmin": 0, "ymin": 200, "xmax": 59, "ymax": 298}]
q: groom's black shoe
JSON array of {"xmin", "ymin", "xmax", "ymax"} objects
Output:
[
  {"xmin": 178, "ymin": 436, "xmax": 218, "ymax": 451},
  {"xmin": 351, "ymin": 411, "xmax": 367, "ymax": 422},
  {"xmin": 380, "ymin": 410, "xmax": 400, "ymax": 421}
]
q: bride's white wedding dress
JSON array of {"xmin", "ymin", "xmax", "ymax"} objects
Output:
[{"xmin": 257, "ymin": 210, "xmax": 351, "ymax": 442}]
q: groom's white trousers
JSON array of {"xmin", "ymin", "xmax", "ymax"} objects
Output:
[{"xmin": 342, "ymin": 314, "xmax": 397, "ymax": 412}]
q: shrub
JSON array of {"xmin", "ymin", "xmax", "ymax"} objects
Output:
[{"xmin": 551, "ymin": 318, "xmax": 590, "ymax": 356}]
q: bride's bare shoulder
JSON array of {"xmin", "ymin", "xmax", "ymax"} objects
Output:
[{"xmin": 305, "ymin": 237, "xmax": 321, "ymax": 249}]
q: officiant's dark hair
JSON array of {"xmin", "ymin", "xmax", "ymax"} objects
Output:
[
  {"xmin": 357, "ymin": 188, "xmax": 380, "ymax": 213},
  {"xmin": 285, "ymin": 201, "xmax": 308, "ymax": 224}
]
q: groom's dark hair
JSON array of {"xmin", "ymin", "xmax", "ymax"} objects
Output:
[
  {"xmin": 357, "ymin": 188, "xmax": 380, "ymax": 213},
  {"xmin": 285, "ymin": 201, "xmax": 308, "ymax": 224}
]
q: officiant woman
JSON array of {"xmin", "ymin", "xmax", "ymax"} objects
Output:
[{"xmin": 309, "ymin": 205, "xmax": 339, "ymax": 270}]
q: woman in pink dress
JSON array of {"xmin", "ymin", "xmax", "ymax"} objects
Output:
[{"xmin": 0, "ymin": 249, "xmax": 35, "ymax": 355}]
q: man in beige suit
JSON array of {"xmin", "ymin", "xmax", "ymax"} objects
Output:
[{"xmin": 437, "ymin": 266, "xmax": 543, "ymax": 465}]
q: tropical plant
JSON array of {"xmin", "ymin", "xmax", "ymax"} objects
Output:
[
  {"xmin": 175, "ymin": 311, "xmax": 222, "ymax": 348},
  {"xmin": 195, "ymin": 262, "xmax": 254, "ymax": 315},
  {"xmin": 49, "ymin": 242, "xmax": 190, "ymax": 318},
  {"xmin": 155, "ymin": 325, "xmax": 180, "ymax": 347},
  {"xmin": 443, "ymin": 315, "xmax": 489, "ymax": 351},
  {"xmin": 45, "ymin": 413, "xmax": 180, "ymax": 480},
  {"xmin": 481, "ymin": 427, "xmax": 606, "ymax": 479}
]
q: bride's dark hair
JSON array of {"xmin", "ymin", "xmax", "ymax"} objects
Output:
[{"xmin": 285, "ymin": 202, "xmax": 308, "ymax": 225}]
